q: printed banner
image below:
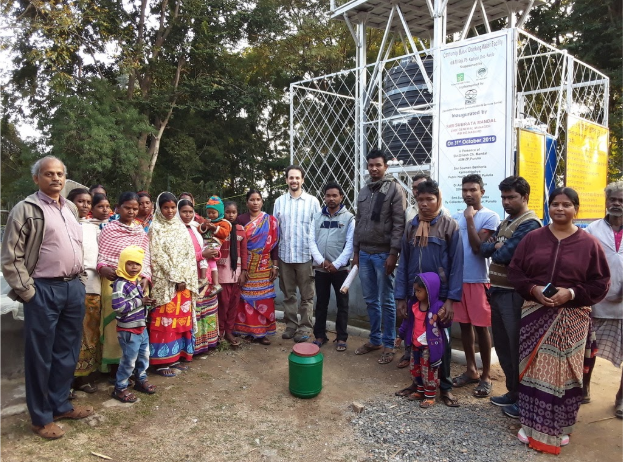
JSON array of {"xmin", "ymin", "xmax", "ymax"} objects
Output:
[
  {"xmin": 566, "ymin": 115, "xmax": 608, "ymax": 219},
  {"xmin": 517, "ymin": 129, "xmax": 545, "ymax": 219},
  {"xmin": 437, "ymin": 30, "xmax": 513, "ymax": 217}
]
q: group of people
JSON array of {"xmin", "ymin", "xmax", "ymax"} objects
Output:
[{"xmin": 1, "ymin": 152, "xmax": 622, "ymax": 456}]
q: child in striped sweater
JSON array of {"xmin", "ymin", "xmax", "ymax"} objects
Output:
[{"xmin": 111, "ymin": 245, "xmax": 157, "ymax": 403}]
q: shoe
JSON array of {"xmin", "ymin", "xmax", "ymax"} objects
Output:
[
  {"xmin": 615, "ymin": 397, "xmax": 623, "ymax": 418},
  {"xmin": 293, "ymin": 331, "xmax": 310, "ymax": 343},
  {"xmin": 561, "ymin": 435, "xmax": 570, "ymax": 446},
  {"xmin": 502, "ymin": 403, "xmax": 520, "ymax": 419},
  {"xmin": 282, "ymin": 329, "xmax": 296, "ymax": 340},
  {"xmin": 517, "ymin": 428, "xmax": 529, "ymax": 444},
  {"xmin": 490, "ymin": 392, "xmax": 516, "ymax": 407}
]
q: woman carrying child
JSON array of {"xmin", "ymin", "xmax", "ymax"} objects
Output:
[
  {"xmin": 97, "ymin": 192, "xmax": 151, "ymax": 375},
  {"xmin": 217, "ymin": 201, "xmax": 248, "ymax": 346},
  {"xmin": 67, "ymin": 188, "xmax": 101, "ymax": 394},
  {"xmin": 110, "ymin": 246, "xmax": 157, "ymax": 402},
  {"xmin": 395, "ymin": 272, "xmax": 451, "ymax": 408},
  {"xmin": 148, "ymin": 192, "xmax": 199, "ymax": 376},
  {"xmin": 178, "ymin": 199, "xmax": 217, "ymax": 354}
]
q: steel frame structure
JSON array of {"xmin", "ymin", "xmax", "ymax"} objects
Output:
[{"xmin": 290, "ymin": 0, "xmax": 609, "ymax": 212}]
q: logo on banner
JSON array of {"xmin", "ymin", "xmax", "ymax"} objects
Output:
[
  {"xmin": 477, "ymin": 67, "xmax": 488, "ymax": 79},
  {"xmin": 465, "ymin": 89, "xmax": 477, "ymax": 105},
  {"xmin": 456, "ymin": 73, "xmax": 464, "ymax": 82}
]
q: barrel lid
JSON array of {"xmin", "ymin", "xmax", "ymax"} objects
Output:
[{"xmin": 292, "ymin": 343, "xmax": 320, "ymax": 357}]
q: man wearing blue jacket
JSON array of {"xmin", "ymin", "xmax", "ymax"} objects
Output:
[{"xmin": 395, "ymin": 180, "xmax": 464, "ymax": 407}]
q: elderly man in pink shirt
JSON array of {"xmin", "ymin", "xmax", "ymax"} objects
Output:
[{"xmin": 1, "ymin": 156, "xmax": 94, "ymax": 439}]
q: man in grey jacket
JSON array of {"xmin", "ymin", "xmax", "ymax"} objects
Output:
[
  {"xmin": 353, "ymin": 149, "xmax": 406, "ymax": 364},
  {"xmin": 309, "ymin": 182, "xmax": 355, "ymax": 351},
  {"xmin": 1, "ymin": 156, "xmax": 93, "ymax": 439}
]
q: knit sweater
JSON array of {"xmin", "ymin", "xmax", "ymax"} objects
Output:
[{"xmin": 111, "ymin": 277, "xmax": 147, "ymax": 329}]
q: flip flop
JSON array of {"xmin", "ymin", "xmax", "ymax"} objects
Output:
[
  {"xmin": 355, "ymin": 343, "xmax": 382, "ymax": 355},
  {"xmin": 378, "ymin": 351, "xmax": 395, "ymax": 364},
  {"xmin": 395, "ymin": 385, "xmax": 418, "ymax": 397},
  {"xmin": 170, "ymin": 362, "xmax": 189, "ymax": 372},
  {"xmin": 396, "ymin": 358, "xmax": 411, "ymax": 369},
  {"xmin": 78, "ymin": 383, "xmax": 98, "ymax": 394},
  {"xmin": 420, "ymin": 398, "xmax": 436, "ymax": 408},
  {"xmin": 335, "ymin": 341, "xmax": 347, "ymax": 352},
  {"xmin": 452, "ymin": 372, "xmax": 480, "ymax": 388},
  {"xmin": 441, "ymin": 392, "xmax": 460, "ymax": 407},
  {"xmin": 473, "ymin": 380, "xmax": 492, "ymax": 398},
  {"xmin": 156, "ymin": 367, "xmax": 177, "ymax": 377},
  {"xmin": 407, "ymin": 391, "xmax": 425, "ymax": 401}
]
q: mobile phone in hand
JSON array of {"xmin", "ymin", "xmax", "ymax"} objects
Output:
[{"xmin": 542, "ymin": 283, "xmax": 558, "ymax": 298}]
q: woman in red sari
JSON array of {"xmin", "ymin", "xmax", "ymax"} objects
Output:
[{"xmin": 234, "ymin": 190, "xmax": 280, "ymax": 345}]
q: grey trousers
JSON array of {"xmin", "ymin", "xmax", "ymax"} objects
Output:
[
  {"xmin": 278, "ymin": 260, "xmax": 315, "ymax": 332},
  {"xmin": 489, "ymin": 288, "xmax": 524, "ymax": 400}
]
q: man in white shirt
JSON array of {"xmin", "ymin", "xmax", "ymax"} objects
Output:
[
  {"xmin": 309, "ymin": 182, "xmax": 355, "ymax": 351},
  {"xmin": 273, "ymin": 165, "xmax": 321, "ymax": 342},
  {"xmin": 584, "ymin": 181, "xmax": 623, "ymax": 418}
]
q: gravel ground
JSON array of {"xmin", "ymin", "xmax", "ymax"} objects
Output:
[{"xmin": 351, "ymin": 395, "xmax": 537, "ymax": 462}]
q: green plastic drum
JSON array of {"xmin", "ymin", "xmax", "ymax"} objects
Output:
[{"xmin": 289, "ymin": 343, "xmax": 323, "ymax": 398}]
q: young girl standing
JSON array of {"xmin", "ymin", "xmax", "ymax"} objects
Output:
[
  {"xmin": 217, "ymin": 202, "xmax": 248, "ymax": 346},
  {"xmin": 395, "ymin": 272, "xmax": 451, "ymax": 407}
]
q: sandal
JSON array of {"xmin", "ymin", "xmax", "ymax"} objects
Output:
[
  {"xmin": 134, "ymin": 379, "xmax": 157, "ymax": 394},
  {"xmin": 452, "ymin": 372, "xmax": 480, "ymax": 388},
  {"xmin": 54, "ymin": 405, "xmax": 94, "ymax": 420},
  {"xmin": 170, "ymin": 362, "xmax": 189, "ymax": 372},
  {"xmin": 258, "ymin": 337, "xmax": 271, "ymax": 345},
  {"xmin": 68, "ymin": 389, "xmax": 76, "ymax": 400},
  {"xmin": 355, "ymin": 342, "xmax": 382, "ymax": 355},
  {"xmin": 407, "ymin": 391, "xmax": 425, "ymax": 401},
  {"xmin": 78, "ymin": 383, "xmax": 98, "ymax": 394},
  {"xmin": 420, "ymin": 398, "xmax": 436, "ymax": 408},
  {"xmin": 32, "ymin": 422, "xmax": 65, "ymax": 440},
  {"xmin": 111, "ymin": 388, "xmax": 138, "ymax": 403},
  {"xmin": 473, "ymin": 380, "xmax": 492, "ymax": 398},
  {"xmin": 616, "ymin": 397, "xmax": 623, "ymax": 419},
  {"xmin": 440, "ymin": 391, "xmax": 460, "ymax": 407},
  {"xmin": 396, "ymin": 358, "xmax": 411, "ymax": 369},
  {"xmin": 335, "ymin": 340, "xmax": 347, "ymax": 352},
  {"xmin": 156, "ymin": 367, "xmax": 177, "ymax": 377},
  {"xmin": 224, "ymin": 332, "xmax": 241, "ymax": 347},
  {"xmin": 395, "ymin": 384, "xmax": 418, "ymax": 397},
  {"xmin": 377, "ymin": 350, "xmax": 395, "ymax": 365},
  {"xmin": 312, "ymin": 338, "xmax": 328, "ymax": 348}
]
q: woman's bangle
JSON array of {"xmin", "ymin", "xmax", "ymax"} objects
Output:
[
  {"xmin": 568, "ymin": 288, "xmax": 575, "ymax": 300},
  {"xmin": 530, "ymin": 285, "xmax": 538, "ymax": 295}
]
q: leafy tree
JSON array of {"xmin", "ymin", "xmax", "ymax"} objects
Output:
[{"xmin": 525, "ymin": 0, "xmax": 623, "ymax": 180}]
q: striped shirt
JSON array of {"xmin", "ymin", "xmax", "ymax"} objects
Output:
[
  {"xmin": 273, "ymin": 191, "xmax": 321, "ymax": 263},
  {"xmin": 111, "ymin": 277, "xmax": 146, "ymax": 329}
]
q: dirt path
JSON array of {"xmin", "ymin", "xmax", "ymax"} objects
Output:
[{"xmin": 1, "ymin": 325, "xmax": 622, "ymax": 461}]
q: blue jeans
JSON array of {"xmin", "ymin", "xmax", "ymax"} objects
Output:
[
  {"xmin": 359, "ymin": 251, "xmax": 396, "ymax": 349},
  {"xmin": 115, "ymin": 329, "xmax": 149, "ymax": 390}
]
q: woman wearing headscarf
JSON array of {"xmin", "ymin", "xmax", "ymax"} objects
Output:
[
  {"xmin": 97, "ymin": 192, "xmax": 151, "ymax": 375},
  {"xmin": 394, "ymin": 180, "xmax": 463, "ymax": 407},
  {"xmin": 148, "ymin": 192, "xmax": 199, "ymax": 376}
]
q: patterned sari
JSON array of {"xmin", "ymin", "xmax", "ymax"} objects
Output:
[
  {"xmin": 234, "ymin": 212, "xmax": 279, "ymax": 338},
  {"xmin": 148, "ymin": 196, "xmax": 199, "ymax": 365},
  {"xmin": 518, "ymin": 301, "xmax": 596, "ymax": 455}
]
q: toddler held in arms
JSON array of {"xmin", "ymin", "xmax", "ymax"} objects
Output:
[
  {"xmin": 199, "ymin": 196, "xmax": 232, "ymax": 295},
  {"xmin": 394, "ymin": 273, "xmax": 451, "ymax": 408},
  {"xmin": 111, "ymin": 245, "xmax": 157, "ymax": 403}
]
